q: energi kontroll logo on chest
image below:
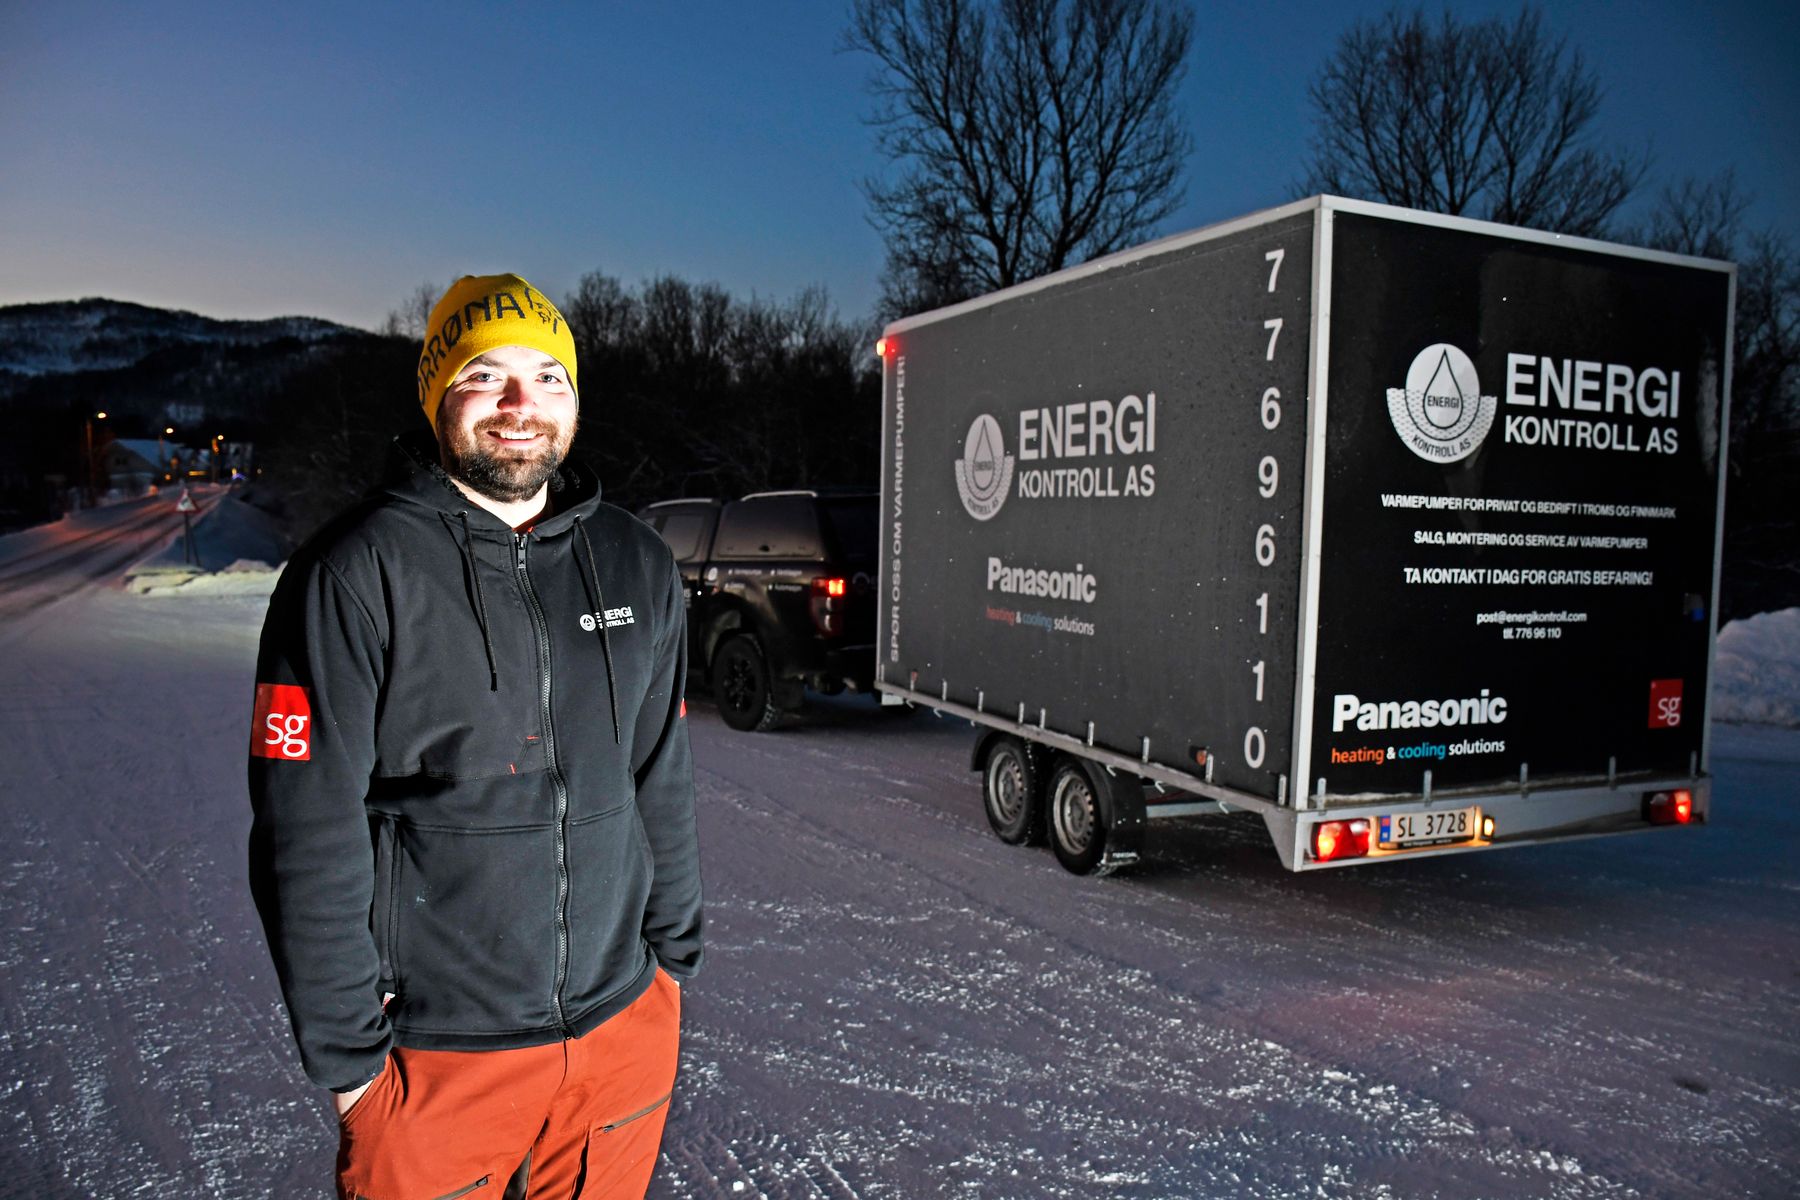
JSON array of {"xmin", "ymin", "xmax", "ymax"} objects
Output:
[{"xmin": 579, "ymin": 606, "xmax": 635, "ymax": 631}]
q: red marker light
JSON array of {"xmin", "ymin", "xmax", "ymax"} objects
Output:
[
  {"xmin": 875, "ymin": 337, "xmax": 888, "ymax": 359},
  {"xmin": 810, "ymin": 577, "xmax": 848, "ymax": 635},
  {"xmin": 1644, "ymin": 788, "xmax": 1695, "ymax": 825},
  {"xmin": 1312, "ymin": 819, "xmax": 1371, "ymax": 862}
]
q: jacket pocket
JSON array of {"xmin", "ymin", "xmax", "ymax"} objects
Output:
[
  {"xmin": 559, "ymin": 805, "xmax": 657, "ymax": 1015},
  {"xmin": 383, "ymin": 821, "xmax": 561, "ymax": 1036},
  {"xmin": 371, "ymin": 814, "xmax": 401, "ymax": 992}
]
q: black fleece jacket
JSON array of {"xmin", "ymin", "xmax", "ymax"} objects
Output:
[{"xmin": 247, "ymin": 435, "xmax": 702, "ymax": 1091}]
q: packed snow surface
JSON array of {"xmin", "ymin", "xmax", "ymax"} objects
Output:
[{"xmin": 0, "ymin": 533, "xmax": 1796, "ymax": 1196}]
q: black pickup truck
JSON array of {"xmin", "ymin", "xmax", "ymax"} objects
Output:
[{"xmin": 637, "ymin": 489, "xmax": 880, "ymax": 730}]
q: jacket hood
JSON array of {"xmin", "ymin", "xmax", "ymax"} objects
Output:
[
  {"xmin": 374, "ymin": 432, "xmax": 623, "ymax": 729},
  {"xmin": 379, "ymin": 431, "xmax": 605, "ymax": 534}
]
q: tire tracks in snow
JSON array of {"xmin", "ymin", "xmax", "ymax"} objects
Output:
[{"xmin": 674, "ymin": 716, "xmax": 1636, "ymax": 1198}]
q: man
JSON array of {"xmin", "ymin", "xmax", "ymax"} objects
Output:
[{"xmin": 248, "ymin": 274, "xmax": 702, "ymax": 1199}]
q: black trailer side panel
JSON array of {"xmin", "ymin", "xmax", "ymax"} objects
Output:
[
  {"xmin": 1309, "ymin": 211, "xmax": 1730, "ymax": 795},
  {"xmin": 883, "ymin": 213, "xmax": 1313, "ymax": 799}
]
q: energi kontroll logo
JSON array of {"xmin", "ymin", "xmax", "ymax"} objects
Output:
[
  {"xmin": 1387, "ymin": 343, "xmax": 1498, "ymax": 463},
  {"xmin": 954, "ymin": 413, "xmax": 1014, "ymax": 521}
]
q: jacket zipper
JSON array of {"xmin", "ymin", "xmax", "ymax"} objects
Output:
[{"xmin": 515, "ymin": 531, "xmax": 573, "ymax": 1036}]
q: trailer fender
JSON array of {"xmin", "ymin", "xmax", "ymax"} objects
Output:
[
  {"xmin": 1086, "ymin": 759, "xmax": 1147, "ymax": 863},
  {"xmin": 970, "ymin": 727, "xmax": 1016, "ymax": 773}
]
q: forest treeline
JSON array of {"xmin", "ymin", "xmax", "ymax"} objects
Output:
[{"xmin": 254, "ymin": 272, "xmax": 882, "ymax": 543}]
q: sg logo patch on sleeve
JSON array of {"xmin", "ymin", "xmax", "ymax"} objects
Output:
[{"xmin": 252, "ymin": 683, "xmax": 314, "ymax": 760}]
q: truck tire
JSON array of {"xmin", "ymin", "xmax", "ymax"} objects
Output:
[
  {"xmin": 710, "ymin": 634, "xmax": 782, "ymax": 732},
  {"xmin": 982, "ymin": 736, "xmax": 1044, "ymax": 845}
]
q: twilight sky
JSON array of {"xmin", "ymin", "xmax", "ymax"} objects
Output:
[{"xmin": 4, "ymin": 0, "xmax": 1795, "ymax": 331}]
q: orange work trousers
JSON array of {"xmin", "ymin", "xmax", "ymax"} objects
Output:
[{"xmin": 336, "ymin": 968, "xmax": 680, "ymax": 1200}]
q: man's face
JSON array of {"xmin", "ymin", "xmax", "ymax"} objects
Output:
[{"xmin": 436, "ymin": 344, "xmax": 578, "ymax": 503}]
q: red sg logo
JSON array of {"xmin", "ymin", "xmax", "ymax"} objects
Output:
[
  {"xmin": 1648, "ymin": 679, "xmax": 1683, "ymax": 729},
  {"xmin": 252, "ymin": 683, "xmax": 314, "ymax": 760}
]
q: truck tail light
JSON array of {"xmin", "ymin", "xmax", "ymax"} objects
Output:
[
  {"xmin": 810, "ymin": 577, "xmax": 847, "ymax": 636},
  {"xmin": 1644, "ymin": 788, "xmax": 1693, "ymax": 825},
  {"xmin": 1312, "ymin": 819, "xmax": 1371, "ymax": 862}
]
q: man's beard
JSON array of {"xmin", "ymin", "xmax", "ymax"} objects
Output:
[{"xmin": 438, "ymin": 413, "xmax": 576, "ymax": 504}]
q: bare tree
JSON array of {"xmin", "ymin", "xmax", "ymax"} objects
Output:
[
  {"xmin": 563, "ymin": 270, "xmax": 641, "ymax": 355},
  {"xmin": 1303, "ymin": 7, "xmax": 1643, "ymax": 237},
  {"xmin": 846, "ymin": 0, "xmax": 1193, "ymax": 318},
  {"xmin": 1635, "ymin": 172, "xmax": 1800, "ymax": 444},
  {"xmin": 1633, "ymin": 171, "xmax": 1800, "ymax": 617},
  {"xmin": 379, "ymin": 282, "xmax": 442, "ymax": 340},
  {"xmin": 1634, "ymin": 170, "xmax": 1747, "ymax": 262}
]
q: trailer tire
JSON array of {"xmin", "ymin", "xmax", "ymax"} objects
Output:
[
  {"xmin": 982, "ymin": 737, "xmax": 1044, "ymax": 845},
  {"xmin": 1047, "ymin": 757, "xmax": 1146, "ymax": 876},
  {"xmin": 710, "ymin": 634, "xmax": 782, "ymax": 732},
  {"xmin": 1048, "ymin": 758, "xmax": 1112, "ymax": 875}
]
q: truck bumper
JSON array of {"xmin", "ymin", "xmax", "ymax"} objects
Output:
[{"xmin": 781, "ymin": 640, "xmax": 877, "ymax": 693}]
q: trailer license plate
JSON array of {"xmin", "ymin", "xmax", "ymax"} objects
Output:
[{"xmin": 1380, "ymin": 807, "xmax": 1477, "ymax": 849}]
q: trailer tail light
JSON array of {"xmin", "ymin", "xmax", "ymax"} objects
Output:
[
  {"xmin": 1644, "ymin": 788, "xmax": 1693, "ymax": 825},
  {"xmin": 875, "ymin": 337, "xmax": 890, "ymax": 359},
  {"xmin": 1312, "ymin": 819, "xmax": 1371, "ymax": 862},
  {"xmin": 810, "ymin": 577, "xmax": 847, "ymax": 636}
]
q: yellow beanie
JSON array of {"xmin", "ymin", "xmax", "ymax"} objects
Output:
[{"xmin": 416, "ymin": 274, "xmax": 578, "ymax": 428}]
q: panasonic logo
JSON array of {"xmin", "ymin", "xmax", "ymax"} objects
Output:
[
  {"xmin": 986, "ymin": 557, "xmax": 1098, "ymax": 603},
  {"xmin": 1332, "ymin": 689, "xmax": 1508, "ymax": 732}
]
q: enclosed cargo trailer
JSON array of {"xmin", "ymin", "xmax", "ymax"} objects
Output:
[{"xmin": 874, "ymin": 196, "xmax": 1733, "ymax": 873}]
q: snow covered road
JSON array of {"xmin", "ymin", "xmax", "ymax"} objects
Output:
[
  {"xmin": 0, "ymin": 489, "xmax": 223, "ymax": 624},
  {"xmin": 0, "ymin": 583, "xmax": 1796, "ymax": 1198}
]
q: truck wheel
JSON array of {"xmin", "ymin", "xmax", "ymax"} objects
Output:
[
  {"xmin": 1048, "ymin": 758, "xmax": 1114, "ymax": 876},
  {"xmin": 710, "ymin": 634, "xmax": 781, "ymax": 732},
  {"xmin": 982, "ymin": 737, "xmax": 1044, "ymax": 845}
]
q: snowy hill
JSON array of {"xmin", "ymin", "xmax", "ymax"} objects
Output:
[{"xmin": 0, "ymin": 298, "xmax": 352, "ymax": 378}]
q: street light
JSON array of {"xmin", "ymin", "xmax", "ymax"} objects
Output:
[{"xmin": 84, "ymin": 411, "xmax": 108, "ymax": 506}]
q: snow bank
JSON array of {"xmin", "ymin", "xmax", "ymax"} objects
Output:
[
  {"xmin": 1713, "ymin": 607, "xmax": 1800, "ymax": 727},
  {"xmin": 124, "ymin": 493, "xmax": 286, "ymax": 596},
  {"xmin": 125, "ymin": 559, "xmax": 283, "ymax": 596}
]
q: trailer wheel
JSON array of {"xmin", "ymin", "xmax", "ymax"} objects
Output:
[
  {"xmin": 710, "ymin": 634, "xmax": 781, "ymax": 732},
  {"xmin": 1048, "ymin": 758, "xmax": 1112, "ymax": 875},
  {"xmin": 982, "ymin": 737, "xmax": 1044, "ymax": 845}
]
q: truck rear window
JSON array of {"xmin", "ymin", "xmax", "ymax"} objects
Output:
[{"xmin": 653, "ymin": 512, "xmax": 710, "ymax": 563}]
